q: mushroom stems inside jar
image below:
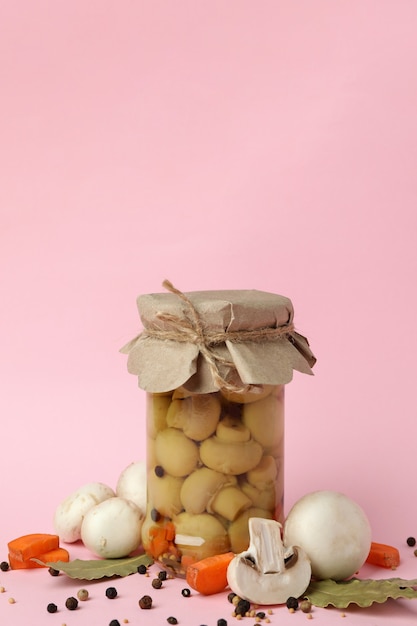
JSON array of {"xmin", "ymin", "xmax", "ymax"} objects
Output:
[{"xmin": 143, "ymin": 385, "xmax": 284, "ymax": 577}]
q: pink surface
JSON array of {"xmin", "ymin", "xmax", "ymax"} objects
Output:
[{"xmin": 1, "ymin": 1, "xmax": 417, "ymax": 623}]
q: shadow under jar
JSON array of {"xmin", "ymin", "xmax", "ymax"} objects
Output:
[{"xmin": 122, "ymin": 281, "xmax": 316, "ymax": 577}]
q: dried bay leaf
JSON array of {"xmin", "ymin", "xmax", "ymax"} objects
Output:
[
  {"xmin": 32, "ymin": 554, "xmax": 153, "ymax": 580},
  {"xmin": 305, "ymin": 577, "xmax": 417, "ymax": 608}
]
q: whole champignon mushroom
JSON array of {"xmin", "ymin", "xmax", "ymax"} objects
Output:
[
  {"xmin": 227, "ymin": 517, "xmax": 311, "ymax": 605},
  {"xmin": 81, "ymin": 497, "xmax": 143, "ymax": 558},
  {"xmin": 54, "ymin": 482, "xmax": 116, "ymax": 543},
  {"xmin": 116, "ymin": 461, "xmax": 147, "ymax": 512},
  {"xmin": 283, "ymin": 490, "xmax": 372, "ymax": 580}
]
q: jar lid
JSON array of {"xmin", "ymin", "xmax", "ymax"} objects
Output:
[{"xmin": 121, "ymin": 280, "xmax": 316, "ymax": 393}]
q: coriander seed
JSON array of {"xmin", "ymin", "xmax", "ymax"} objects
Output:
[{"xmin": 77, "ymin": 588, "xmax": 89, "ymax": 601}]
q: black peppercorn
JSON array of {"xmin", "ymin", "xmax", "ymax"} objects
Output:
[
  {"xmin": 154, "ymin": 465, "xmax": 165, "ymax": 477},
  {"xmin": 227, "ymin": 592, "xmax": 236, "ymax": 603},
  {"xmin": 286, "ymin": 596, "xmax": 299, "ymax": 610},
  {"xmin": 167, "ymin": 617, "xmax": 178, "ymax": 624},
  {"xmin": 0, "ymin": 561, "xmax": 9, "ymax": 572},
  {"xmin": 217, "ymin": 619, "xmax": 228, "ymax": 626},
  {"xmin": 181, "ymin": 587, "xmax": 191, "ymax": 597},
  {"xmin": 65, "ymin": 596, "xmax": 79, "ymax": 610},
  {"xmin": 138, "ymin": 564, "xmax": 148, "ymax": 574},
  {"xmin": 256, "ymin": 612, "xmax": 266, "ymax": 619},
  {"xmin": 48, "ymin": 566, "xmax": 60, "ymax": 576},
  {"xmin": 106, "ymin": 587, "xmax": 118, "ymax": 599},
  {"xmin": 46, "ymin": 603, "xmax": 58, "ymax": 613},
  {"xmin": 152, "ymin": 577, "xmax": 163, "ymax": 589},
  {"xmin": 158, "ymin": 569, "xmax": 168, "ymax": 581},
  {"xmin": 139, "ymin": 594, "xmax": 153, "ymax": 609},
  {"xmin": 235, "ymin": 599, "xmax": 250, "ymax": 616},
  {"xmin": 407, "ymin": 537, "xmax": 416, "ymax": 547},
  {"xmin": 109, "ymin": 621, "xmax": 121, "ymax": 626},
  {"xmin": 151, "ymin": 508, "xmax": 161, "ymax": 522}
]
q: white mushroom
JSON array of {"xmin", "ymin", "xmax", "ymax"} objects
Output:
[
  {"xmin": 227, "ymin": 517, "xmax": 311, "ymax": 605},
  {"xmin": 116, "ymin": 461, "xmax": 147, "ymax": 512},
  {"xmin": 283, "ymin": 490, "xmax": 372, "ymax": 580},
  {"xmin": 53, "ymin": 482, "xmax": 115, "ymax": 543},
  {"xmin": 80, "ymin": 496, "xmax": 143, "ymax": 558}
]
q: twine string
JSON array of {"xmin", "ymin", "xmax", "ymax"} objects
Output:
[{"xmin": 139, "ymin": 279, "xmax": 294, "ymax": 393}]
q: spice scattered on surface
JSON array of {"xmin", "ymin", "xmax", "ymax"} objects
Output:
[
  {"xmin": 167, "ymin": 617, "xmax": 178, "ymax": 624},
  {"xmin": 48, "ymin": 567, "xmax": 60, "ymax": 576},
  {"xmin": 47, "ymin": 603, "xmax": 58, "ymax": 613},
  {"xmin": 299, "ymin": 600, "xmax": 312, "ymax": 613},
  {"xmin": 181, "ymin": 588, "xmax": 191, "ymax": 597},
  {"xmin": 151, "ymin": 508, "xmax": 161, "ymax": 522},
  {"xmin": 65, "ymin": 596, "xmax": 78, "ymax": 610},
  {"xmin": 217, "ymin": 619, "xmax": 228, "ymax": 626},
  {"xmin": 0, "ymin": 561, "xmax": 10, "ymax": 572},
  {"xmin": 138, "ymin": 594, "xmax": 152, "ymax": 609},
  {"xmin": 152, "ymin": 577, "xmax": 163, "ymax": 589},
  {"xmin": 106, "ymin": 587, "xmax": 118, "ymax": 599},
  {"xmin": 235, "ymin": 599, "xmax": 251, "ymax": 616},
  {"xmin": 286, "ymin": 597, "xmax": 299, "ymax": 610},
  {"xmin": 109, "ymin": 621, "xmax": 121, "ymax": 626},
  {"xmin": 77, "ymin": 588, "xmax": 89, "ymax": 601},
  {"xmin": 407, "ymin": 537, "xmax": 416, "ymax": 547},
  {"xmin": 8, "ymin": 597, "xmax": 16, "ymax": 604},
  {"xmin": 255, "ymin": 612, "xmax": 266, "ymax": 619},
  {"xmin": 158, "ymin": 570, "xmax": 168, "ymax": 581},
  {"xmin": 0, "ymin": 586, "xmax": 5, "ymax": 593},
  {"xmin": 138, "ymin": 564, "xmax": 147, "ymax": 574}
]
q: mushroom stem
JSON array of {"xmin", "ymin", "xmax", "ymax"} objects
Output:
[{"xmin": 250, "ymin": 517, "xmax": 285, "ymax": 574}]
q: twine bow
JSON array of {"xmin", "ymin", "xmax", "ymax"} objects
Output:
[{"xmin": 140, "ymin": 279, "xmax": 294, "ymax": 393}]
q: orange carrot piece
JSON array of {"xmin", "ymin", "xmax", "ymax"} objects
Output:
[
  {"xmin": 165, "ymin": 522, "xmax": 176, "ymax": 542},
  {"xmin": 186, "ymin": 552, "xmax": 235, "ymax": 595},
  {"xmin": 366, "ymin": 541, "xmax": 400, "ymax": 569},
  {"xmin": 8, "ymin": 534, "xmax": 60, "ymax": 561},
  {"xmin": 9, "ymin": 547, "xmax": 70, "ymax": 570}
]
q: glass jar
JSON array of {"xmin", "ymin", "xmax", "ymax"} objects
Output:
[{"xmin": 122, "ymin": 281, "xmax": 315, "ymax": 576}]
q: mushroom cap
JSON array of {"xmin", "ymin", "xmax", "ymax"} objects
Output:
[
  {"xmin": 180, "ymin": 467, "xmax": 236, "ymax": 514},
  {"xmin": 200, "ymin": 436, "xmax": 263, "ymax": 475},
  {"xmin": 283, "ymin": 490, "xmax": 372, "ymax": 580},
  {"xmin": 173, "ymin": 512, "xmax": 231, "ymax": 561},
  {"xmin": 80, "ymin": 497, "xmax": 143, "ymax": 559},
  {"xmin": 242, "ymin": 392, "xmax": 284, "ymax": 449},
  {"xmin": 155, "ymin": 428, "xmax": 200, "ymax": 477},
  {"xmin": 166, "ymin": 394, "xmax": 221, "ymax": 441}
]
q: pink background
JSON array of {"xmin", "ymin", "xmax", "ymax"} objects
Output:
[{"xmin": 1, "ymin": 1, "xmax": 417, "ymax": 624}]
